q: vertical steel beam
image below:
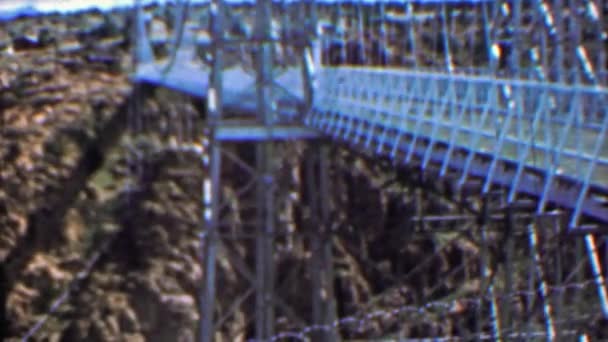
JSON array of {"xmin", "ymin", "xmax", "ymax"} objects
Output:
[
  {"xmin": 309, "ymin": 0, "xmax": 321, "ymax": 68},
  {"xmin": 302, "ymin": 5, "xmax": 338, "ymax": 338},
  {"xmin": 502, "ymin": 207, "xmax": 514, "ymax": 334},
  {"xmin": 527, "ymin": 221, "xmax": 556, "ymax": 341},
  {"xmin": 440, "ymin": 3, "xmax": 452, "ymax": 72},
  {"xmin": 255, "ymin": 0, "xmax": 274, "ymax": 127},
  {"xmin": 163, "ymin": 0, "xmax": 190, "ymax": 74},
  {"xmin": 302, "ymin": 16, "xmax": 339, "ymax": 342},
  {"xmin": 569, "ymin": 0, "xmax": 581, "ymax": 83},
  {"xmin": 299, "ymin": 0, "xmax": 316, "ymax": 112},
  {"xmin": 553, "ymin": 0, "xmax": 564, "ymax": 82},
  {"xmin": 255, "ymin": 0, "xmax": 275, "ymax": 339},
  {"xmin": 378, "ymin": 0, "xmax": 386, "ymax": 65},
  {"xmin": 481, "ymin": 1, "xmax": 493, "ymax": 71},
  {"xmin": 308, "ymin": 151, "xmax": 323, "ymax": 340},
  {"xmin": 585, "ymin": 234, "xmax": 608, "ymax": 318},
  {"xmin": 201, "ymin": 145, "xmax": 221, "ymax": 342},
  {"xmin": 335, "ymin": 2, "xmax": 345, "ymax": 63},
  {"xmin": 255, "ymin": 142, "xmax": 275, "ymax": 340},
  {"xmin": 280, "ymin": 0, "xmax": 289, "ymax": 69},
  {"xmin": 135, "ymin": 0, "xmax": 154, "ymax": 64},
  {"xmin": 357, "ymin": 0, "xmax": 366, "ymax": 64},
  {"xmin": 319, "ymin": 144, "xmax": 338, "ymax": 342},
  {"xmin": 552, "ymin": 216, "xmax": 563, "ymax": 340},
  {"xmin": 525, "ymin": 225, "xmax": 538, "ymax": 339},
  {"xmin": 477, "ymin": 197, "xmax": 501, "ymax": 342},
  {"xmin": 597, "ymin": 0, "xmax": 606, "ymax": 84},
  {"xmin": 575, "ymin": 237, "xmax": 584, "ymax": 316},
  {"xmin": 405, "ymin": 2, "xmax": 416, "ymax": 68},
  {"xmin": 308, "ymin": 144, "xmax": 338, "ymax": 342},
  {"xmin": 201, "ymin": 0, "xmax": 225, "ymax": 341},
  {"xmin": 510, "ymin": 0, "xmax": 521, "ymax": 77}
]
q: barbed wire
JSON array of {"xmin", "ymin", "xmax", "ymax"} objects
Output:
[
  {"xmin": 21, "ymin": 237, "xmax": 114, "ymax": 341},
  {"xmin": 21, "ymin": 73, "xmax": 153, "ymax": 341},
  {"xmin": 253, "ymin": 278, "xmax": 597, "ymax": 342}
]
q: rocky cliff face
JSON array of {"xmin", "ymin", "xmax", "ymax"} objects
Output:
[{"xmin": 1, "ymin": 9, "xmax": 132, "ymax": 340}]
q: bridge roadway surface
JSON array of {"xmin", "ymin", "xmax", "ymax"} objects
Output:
[{"xmin": 132, "ymin": 53, "xmax": 608, "ymax": 229}]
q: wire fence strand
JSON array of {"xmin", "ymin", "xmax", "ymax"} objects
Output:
[{"xmin": 257, "ymin": 279, "xmax": 597, "ymax": 342}]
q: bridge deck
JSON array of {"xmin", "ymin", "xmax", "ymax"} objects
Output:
[
  {"xmin": 133, "ymin": 42, "xmax": 308, "ymax": 109},
  {"xmin": 132, "ymin": 60, "xmax": 608, "ymax": 226},
  {"xmin": 132, "ymin": 62, "xmax": 318, "ymax": 140}
]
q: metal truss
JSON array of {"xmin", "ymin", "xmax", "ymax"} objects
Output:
[
  {"xmin": 130, "ymin": 0, "xmax": 608, "ymax": 340},
  {"xmin": 198, "ymin": 1, "xmax": 338, "ymax": 342},
  {"xmin": 132, "ymin": 0, "xmax": 338, "ymax": 341}
]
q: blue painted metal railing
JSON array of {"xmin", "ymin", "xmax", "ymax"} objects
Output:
[{"xmin": 307, "ymin": 66, "xmax": 608, "ymax": 227}]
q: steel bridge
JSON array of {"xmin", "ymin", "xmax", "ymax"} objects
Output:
[{"xmin": 131, "ymin": 0, "xmax": 608, "ymax": 341}]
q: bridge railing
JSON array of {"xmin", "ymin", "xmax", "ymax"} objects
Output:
[{"xmin": 309, "ymin": 66, "xmax": 608, "ymax": 225}]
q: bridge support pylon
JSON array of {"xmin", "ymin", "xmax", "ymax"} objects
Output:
[
  {"xmin": 307, "ymin": 144, "xmax": 339, "ymax": 342},
  {"xmin": 199, "ymin": 0, "xmax": 338, "ymax": 341}
]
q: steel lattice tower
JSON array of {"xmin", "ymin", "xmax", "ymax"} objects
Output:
[{"xmin": 200, "ymin": 0, "xmax": 337, "ymax": 341}]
